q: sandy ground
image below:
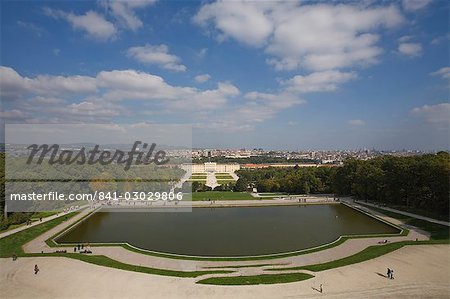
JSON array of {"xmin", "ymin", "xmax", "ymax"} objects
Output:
[{"xmin": 1, "ymin": 244, "xmax": 449, "ymax": 299}]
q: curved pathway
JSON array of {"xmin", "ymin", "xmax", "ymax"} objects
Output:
[{"xmin": 1, "ymin": 244, "xmax": 448, "ymax": 298}]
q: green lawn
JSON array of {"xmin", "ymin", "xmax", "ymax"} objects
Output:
[
  {"xmin": 197, "ymin": 272, "xmax": 314, "ymax": 285},
  {"xmin": 191, "ymin": 191, "xmax": 255, "ymax": 201},
  {"xmin": 187, "ymin": 179, "xmax": 207, "ymax": 182},
  {"xmin": 216, "ymin": 180, "xmax": 236, "ymax": 184},
  {"xmin": 358, "ymin": 204, "xmax": 450, "ymax": 240},
  {"xmin": 0, "ymin": 212, "xmax": 79, "ymax": 257},
  {"xmin": 215, "ymin": 174, "xmax": 233, "ymax": 178},
  {"xmin": 29, "ymin": 252, "xmax": 232, "ymax": 278}
]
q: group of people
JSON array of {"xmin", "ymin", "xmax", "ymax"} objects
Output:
[
  {"xmin": 387, "ymin": 268, "xmax": 395, "ymax": 279},
  {"xmin": 73, "ymin": 243, "xmax": 92, "ymax": 254}
]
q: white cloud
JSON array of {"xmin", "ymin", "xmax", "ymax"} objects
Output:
[
  {"xmin": 2, "ymin": 66, "xmax": 308, "ymax": 131},
  {"xmin": 3, "ymin": 66, "xmax": 343, "ymax": 131},
  {"xmin": 431, "ymin": 67, "xmax": 450, "ymax": 79},
  {"xmin": 348, "ymin": 119, "xmax": 366, "ymax": 126},
  {"xmin": 197, "ymin": 91, "xmax": 304, "ymax": 132},
  {"xmin": 194, "ymin": 74, "xmax": 211, "ymax": 83},
  {"xmin": 412, "ymin": 103, "xmax": 450, "ymax": 124},
  {"xmin": 244, "ymin": 91, "xmax": 304, "ymax": 109},
  {"xmin": 194, "ymin": 1, "xmax": 274, "ymax": 47},
  {"xmin": 431, "ymin": 34, "xmax": 450, "ymax": 45},
  {"xmin": 194, "ymin": 2, "xmax": 404, "ymax": 71},
  {"xmin": 0, "ymin": 66, "xmax": 97, "ymax": 100},
  {"xmin": 16, "ymin": 21, "xmax": 45, "ymax": 36},
  {"xmin": 126, "ymin": 44, "xmax": 187, "ymax": 72},
  {"xmin": 402, "ymin": 0, "xmax": 432, "ymax": 11},
  {"xmin": 197, "ymin": 48, "xmax": 208, "ymax": 58},
  {"xmin": 193, "ymin": 90, "xmax": 305, "ymax": 132},
  {"xmin": 283, "ymin": 71, "xmax": 357, "ymax": 93},
  {"xmin": 398, "ymin": 35, "xmax": 413, "ymax": 43},
  {"xmin": 50, "ymin": 98, "xmax": 127, "ymax": 119},
  {"xmin": 102, "ymin": 0, "xmax": 157, "ymax": 31},
  {"xmin": 398, "ymin": 42, "xmax": 422, "ymax": 57},
  {"xmin": 0, "ymin": 109, "xmax": 29, "ymax": 121},
  {"xmin": 44, "ymin": 8, "xmax": 117, "ymax": 41}
]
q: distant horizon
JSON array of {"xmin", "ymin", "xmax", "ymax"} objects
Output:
[{"xmin": 2, "ymin": 142, "xmax": 445, "ymax": 153}]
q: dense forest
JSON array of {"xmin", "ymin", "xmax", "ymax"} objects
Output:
[
  {"xmin": 234, "ymin": 152, "xmax": 449, "ymax": 218},
  {"xmin": 234, "ymin": 166, "xmax": 336, "ymax": 194},
  {"xmin": 333, "ymin": 152, "xmax": 449, "ymax": 219}
]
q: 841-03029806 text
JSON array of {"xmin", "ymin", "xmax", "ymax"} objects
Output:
[{"xmin": 9, "ymin": 191, "xmax": 184, "ymax": 202}]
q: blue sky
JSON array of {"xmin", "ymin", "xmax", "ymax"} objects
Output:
[{"xmin": 1, "ymin": 0, "xmax": 449, "ymax": 150}]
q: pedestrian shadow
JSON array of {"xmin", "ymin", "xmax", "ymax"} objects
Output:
[
  {"xmin": 375, "ymin": 272, "xmax": 388, "ymax": 278},
  {"xmin": 311, "ymin": 287, "xmax": 322, "ymax": 293}
]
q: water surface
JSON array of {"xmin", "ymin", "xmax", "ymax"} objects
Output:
[{"xmin": 57, "ymin": 204, "xmax": 399, "ymax": 256}]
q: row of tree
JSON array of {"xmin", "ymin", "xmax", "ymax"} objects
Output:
[
  {"xmin": 233, "ymin": 152, "xmax": 449, "ymax": 218},
  {"xmin": 333, "ymin": 152, "xmax": 449, "ymax": 218},
  {"xmin": 234, "ymin": 166, "xmax": 336, "ymax": 194}
]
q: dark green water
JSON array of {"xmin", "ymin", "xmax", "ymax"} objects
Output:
[{"xmin": 57, "ymin": 204, "xmax": 399, "ymax": 256}]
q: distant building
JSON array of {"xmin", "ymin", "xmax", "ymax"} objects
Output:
[{"xmin": 182, "ymin": 162, "xmax": 240, "ymax": 173}]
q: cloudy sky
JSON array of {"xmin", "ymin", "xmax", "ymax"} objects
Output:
[{"xmin": 1, "ymin": 0, "xmax": 449, "ymax": 150}]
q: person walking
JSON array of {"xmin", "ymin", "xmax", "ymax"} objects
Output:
[
  {"xmin": 387, "ymin": 268, "xmax": 391, "ymax": 279},
  {"xmin": 34, "ymin": 264, "xmax": 39, "ymax": 275},
  {"xmin": 390, "ymin": 269, "xmax": 394, "ymax": 279}
]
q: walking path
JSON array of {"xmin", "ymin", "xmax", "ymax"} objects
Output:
[
  {"xmin": 205, "ymin": 172, "xmax": 219, "ymax": 189},
  {"xmin": 0, "ymin": 205, "xmax": 87, "ymax": 239},
  {"xmin": 354, "ymin": 200, "xmax": 450, "ymax": 227},
  {"xmin": 2, "ymin": 244, "xmax": 448, "ymax": 298}
]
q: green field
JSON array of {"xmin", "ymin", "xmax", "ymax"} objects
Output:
[
  {"xmin": 191, "ymin": 191, "xmax": 255, "ymax": 201},
  {"xmin": 216, "ymin": 179, "xmax": 236, "ymax": 184},
  {"xmin": 187, "ymin": 179, "xmax": 207, "ymax": 182},
  {"xmin": 197, "ymin": 272, "xmax": 313, "ymax": 285},
  {"xmin": 215, "ymin": 174, "xmax": 233, "ymax": 178}
]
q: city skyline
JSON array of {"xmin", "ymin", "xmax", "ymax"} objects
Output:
[{"xmin": 1, "ymin": 0, "xmax": 449, "ymax": 150}]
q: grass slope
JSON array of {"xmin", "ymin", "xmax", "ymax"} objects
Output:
[{"xmin": 197, "ymin": 273, "xmax": 313, "ymax": 285}]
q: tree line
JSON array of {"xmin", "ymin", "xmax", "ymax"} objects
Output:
[{"xmin": 234, "ymin": 152, "xmax": 449, "ymax": 218}]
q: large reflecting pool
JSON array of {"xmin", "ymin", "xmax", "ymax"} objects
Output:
[{"xmin": 57, "ymin": 204, "xmax": 399, "ymax": 256}]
